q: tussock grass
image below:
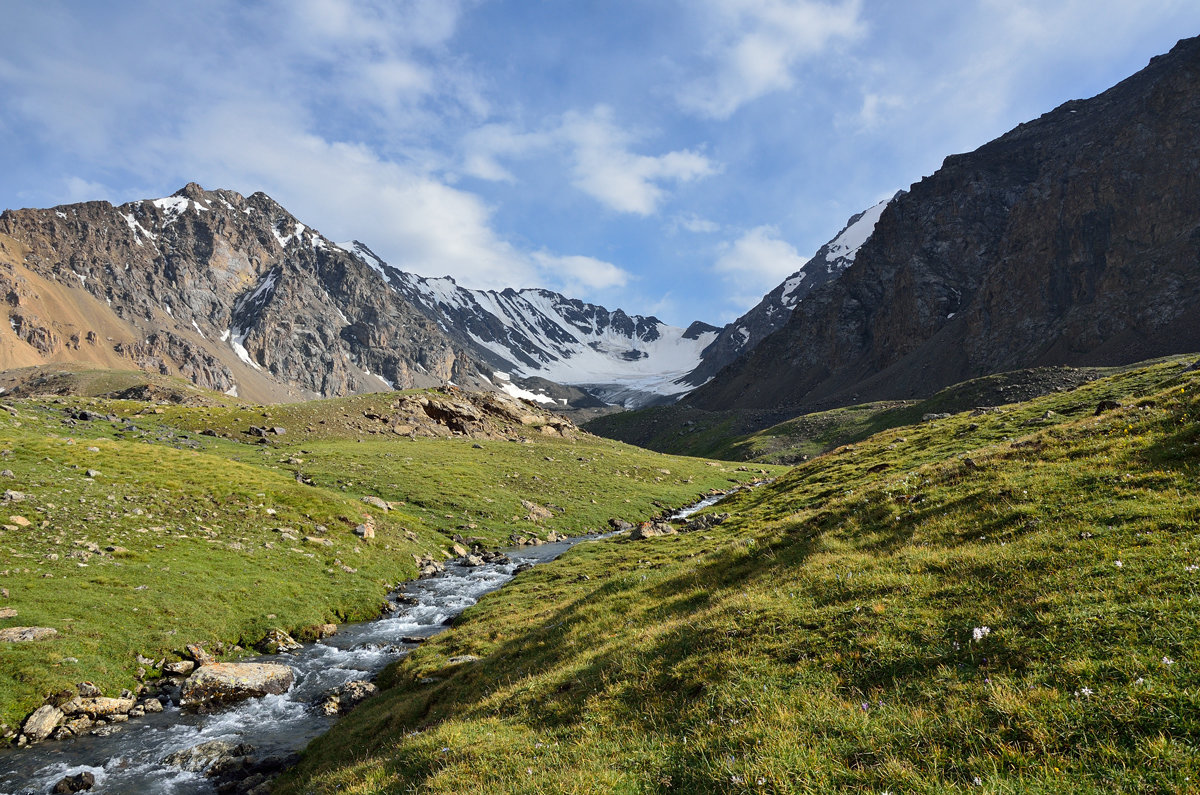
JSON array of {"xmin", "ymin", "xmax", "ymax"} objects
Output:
[{"xmin": 279, "ymin": 356, "xmax": 1200, "ymax": 793}]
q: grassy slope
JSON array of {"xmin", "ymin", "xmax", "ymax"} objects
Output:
[
  {"xmin": 585, "ymin": 365, "xmax": 1117, "ymax": 465},
  {"xmin": 0, "ymin": 387, "xmax": 774, "ymax": 729},
  {"xmin": 279, "ymin": 356, "xmax": 1200, "ymax": 794}
]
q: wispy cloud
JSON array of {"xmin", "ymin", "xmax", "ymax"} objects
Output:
[
  {"xmin": 461, "ymin": 107, "xmax": 719, "ymax": 216},
  {"xmin": 713, "ymin": 225, "xmax": 809, "ymax": 308},
  {"xmin": 678, "ymin": 0, "xmax": 865, "ymax": 119},
  {"xmin": 562, "ymin": 107, "xmax": 718, "ymax": 215}
]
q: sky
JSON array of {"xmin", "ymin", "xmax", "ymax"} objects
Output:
[{"xmin": 2, "ymin": 1, "xmax": 1198, "ymax": 327}]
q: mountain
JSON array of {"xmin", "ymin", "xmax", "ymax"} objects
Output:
[
  {"xmin": 681, "ymin": 195, "xmax": 896, "ymax": 387},
  {"xmin": 686, "ymin": 35, "xmax": 1200, "ymax": 414},
  {"xmin": 341, "ymin": 241, "xmax": 722, "ymax": 408},
  {"xmin": 0, "ymin": 184, "xmax": 482, "ymax": 403}
]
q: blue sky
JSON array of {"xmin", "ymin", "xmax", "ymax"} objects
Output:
[{"xmin": 2, "ymin": 1, "xmax": 1198, "ymax": 326}]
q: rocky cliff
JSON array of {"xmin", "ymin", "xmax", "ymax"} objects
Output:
[
  {"xmin": 687, "ymin": 36, "xmax": 1200, "ymax": 413},
  {"xmin": 0, "ymin": 184, "xmax": 480, "ymax": 402}
]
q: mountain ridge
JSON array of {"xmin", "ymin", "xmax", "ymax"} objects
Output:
[{"xmin": 685, "ymin": 35, "xmax": 1200, "ymax": 414}]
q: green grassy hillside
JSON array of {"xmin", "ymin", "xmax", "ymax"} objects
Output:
[
  {"xmin": 278, "ymin": 356, "xmax": 1200, "ymax": 793},
  {"xmin": 0, "ymin": 382, "xmax": 773, "ymax": 730},
  {"xmin": 586, "ymin": 364, "xmax": 1129, "ymax": 464}
]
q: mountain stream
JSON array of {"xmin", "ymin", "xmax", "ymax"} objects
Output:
[{"xmin": 0, "ymin": 492, "xmax": 733, "ymax": 794}]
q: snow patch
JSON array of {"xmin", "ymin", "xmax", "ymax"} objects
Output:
[
  {"xmin": 55, "ymin": 211, "xmax": 67, "ymax": 220},
  {"xmin": 219, "ymin": 329, "xmax": 231, "ymax": 342},
  {"xmin": 224, "ymin": 385, "xmax": 239, "ymax": 397},
  {"xmin": 229, "ymin": 328, "xmax": 262, "ymax": 370},
  {"xmin": 120, "ymin": 212, "xmax": 157, "ymax": 245},
  {"xmin": 191, "ymin": 320, "xmax": 206, "ymax": 339},
  {"xmin": 823, "ymin": 198, "xmax": 889, "ymax": 264}
]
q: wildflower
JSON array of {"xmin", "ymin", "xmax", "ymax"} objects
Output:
[
  {"xmin": 1135, "ymin": 677, "xmax": 1145, "ymax": 685},
  {"xmin": 1163, "ymin": 656, "xmax": 1174, "ymax": 666},
  {"xmin": 861, "ymin": 701, "xmax": 870, "ymax": 712},
  {"xmin": 973, "ymin": 626, "xmax": 991, "ymax": 642},
  {"xmin": 1186, "ymin": 565, "xmax": 1199, "ymax": 572},
  {"xmin": 1114, "ymin": 560, "xmax": 1123, "ymax": 568},
  {"xmin": 1077, "ymin": 687, "xmax": 1093, "ymax": 697},
  {"xmin": 973, "ymin": 776, "xmax": 984, "ymax": 786}
]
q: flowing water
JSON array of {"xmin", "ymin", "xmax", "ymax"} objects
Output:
[{"xmin": 0, "ymin": 492, "xmax": 736, "ymax": 794}]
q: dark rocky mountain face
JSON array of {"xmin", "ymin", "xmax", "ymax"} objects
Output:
[
  {"xmin": 0, "ymin": 184, "xmax": 477, "ymax": 402},
  {"xmin": 687, "ymin": 36, "xmax": 1200, "ymax": 413}
]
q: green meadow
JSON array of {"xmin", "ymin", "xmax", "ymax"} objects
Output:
[{"xmin": 0, "ymin": 383, "xmax": 771, "ymax": 731}]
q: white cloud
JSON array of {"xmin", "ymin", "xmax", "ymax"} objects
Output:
[
  {"xmin": 561, "ymin": 107, "xmax": 718, "ymax": 215},
  {"xmin": 673, "ymin": 214, "xmax": 722, "ymax": 234},
  {"xmin": 532, "ymin": 251, "xmax": 632, "ymax": 293},
  {"xmin": 679, "ymin": 0, "xmax": 864, "ymax": 118},
  {"xmin": 713, "ymin": 225, "xmax": 809, "ymax": 306},
  {"xmin": 459, "ymin": 123, "xmax": 552, "ymax": 182},
  {"xmin": 460, "ymin": 107, "xmax": 718, "ymax": 216}
]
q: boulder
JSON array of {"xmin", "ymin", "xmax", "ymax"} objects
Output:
[
  {"xmin": 362, "ymin": 495, "xmax": 390, "ymax": 511},
  {"xmin": 0, "ymin": 626, "xmax": 56, "ymax": 642},
  {"xmin": 180, "ymin": 662, "xmax": 295, "ymax": 711},
  {"xmin": 162, "ymin": 739, "xmax": 254, "ymax": 773},
  {"xmin": 258, "ymin": 628, "xmax": 302, "ymax": 654},
  {"xmin": 0, "ymin": 607, "xmax": 16, "ymax": 618},
  {"xmin": 521, "ymin": 499, "xmax": 553, "ymax": 521},
  {"xmin": 317, "ymin": 680, "xmax": 378, "ymax": 716},
  {"xmin": 629, "ymin": 522, "xmax": 677, "ymax": 540},
  {"xmin": 163, "ymin": 660, "xmax": 195, "ymax": 676},
  {"xmin": 67, "ymin": 696, "xmax": 136, "ymax": 718},
  {"xmin": 185, "ymin": 643, "xmax": 214, "ymax": 665},
  {"xmin": 21, "ymin": 704, "xmax": 63, "ymax": 741},
  {"xmin": 52, "ymin": 772, "xmax": 96, "ymax": 793}
]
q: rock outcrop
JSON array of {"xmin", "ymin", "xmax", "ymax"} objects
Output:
[
  {"xmin": 688, "ymin": 36, "xmax": 1200, "ymax": 414},
  {"xmin": 179, "ymin": 662, "xmax": 295, "ymax": 711}
]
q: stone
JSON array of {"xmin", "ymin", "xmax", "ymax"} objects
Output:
[
  {"xmin": 362, "ymin": 495, "xmax": 390, "ymax": 511},
  {"xmin": 1095, "ymin": 399, "xmax": 1122, "ymax": 415},
  {"xmin": 451, "ymin": 542, "xmax": 469, "ymax": 557},
  {"xmin": 180, "ymin": 662, "xmax": 296, "ymax": 710},
  {"xmin": 0, "ymin": 626, "xmax": 56, "ymax": 642},
  {"xmin": 162, "ymin": 739, "xmax": 254, "ymax": 773},
  {"xmin": 258, "ymin": 628, "xmax": 302, "ymax": 654},
  {"xmin": 464, "ymin": 554, "xmax": 485, "ymax": 567},
  {"xmin": 3, "ymin": 490, "xmax": 23, "ymax": 501},
  {"xmin": 447, "ymin": 654, "xmax": 480, "ymax": 665},
  {"xmin": 76, "ymin": 681, "xmax": 102, "ymax": 698},
  {"xmin": 521, "ymin": 499, "xmax": 553, "ymax": 521},
  {"xmin": 71, "ymin": 695, "xmax": 136, "ymax": 718},
  {"xmin": 52, "ymin": 771, "xmax": 96, "ymax": 793},
  {"xmin": 21, "ymin": 704, "xmax": 63, "ymax": 741},
  {"xmin": 0, "ymin": 607, "xmax": 15, "ymax": 619},
  {"xmin": 318, "ymin": 680, "xmax": 378, "ymax": 716},
  {"xmin": 163, "ymin": 660, "xmax": 195, "ymax": 676},
  {"xmin": 8, "ymin": 515, "xmax": 29, "ymax": 527},
  {"xmin": 85, "ymin": 469, "xmax": 101, "ymax": 478},
  {"xmin": 354, "ymin": 520, "xmax": 375, "ymax": 539},
  {"xmin": 629, "ymin": 522, "xmax": 677, "ymax": 540},
  {"xmin": 185, "ymin": 643, "xmax": 214, "ymax": 665},
  {"xmin": 141, "ymin": 697, "xmax": 164, "ymax": 713}
]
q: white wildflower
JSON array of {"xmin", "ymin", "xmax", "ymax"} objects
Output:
[
  {"xmin": 1114, "ymin": 560, "xmax": 1123, "ymax": 568},
  {"xmin": 1075, "ymin": 687, "xmax": 1093, "ymax": 697},
  {"xmin": 972, "ymin": 626, "xmax": 991, "ymax": 642},
  {"xmin": 1163, "ymin": 656, "xmax": 1174, "ymax": 666}
]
